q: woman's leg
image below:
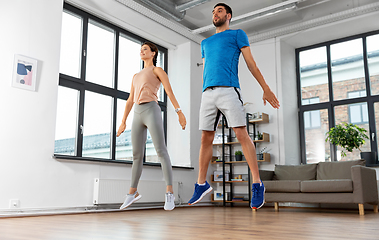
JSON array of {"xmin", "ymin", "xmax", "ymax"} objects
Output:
[
  {"xmin": 130, "ymin": 107, "xmax": 147, "ymax": 191},
  {"xmin": 144, "ymin": 103, "xmax": 173, "ymax": 192}
]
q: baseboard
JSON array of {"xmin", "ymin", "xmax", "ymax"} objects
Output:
[{"xmin": 0, "ymin": 201, "xmax": 214, "ymax": 218}]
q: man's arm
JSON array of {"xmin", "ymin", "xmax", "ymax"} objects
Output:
[
  {"xmin": 241, "ymin": 46, "xmax": 280, "ymax": 109},
  {"xmin": 202, "ymin": 58, "xmax": 204, "ymax": 85}
]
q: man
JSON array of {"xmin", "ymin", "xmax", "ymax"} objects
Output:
[{"xmin": 188, "ymin": 3, "xmax": 280, "ymax": 209}]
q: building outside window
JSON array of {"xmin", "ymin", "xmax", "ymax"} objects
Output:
[{"xmin": 297, "ymin": 31, "xmax": 379, "ymax": 163}]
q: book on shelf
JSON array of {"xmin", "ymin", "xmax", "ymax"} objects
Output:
[{"xmin": 231, "ymin": 179, "xmax": 243, "ymax": 181}]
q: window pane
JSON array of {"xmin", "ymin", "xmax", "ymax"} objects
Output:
[
  {"xmin": 304, "ymin": 112, "xmax": 310, "ymax": 129},
  {"xmin": 310, "ymin": 110, "xmax": 321, "ymax": 128},
  {"xmin": 304, "ymin": 109, "xmax": 330, "ymax": 163},
  {"xmin": 86, "ymin": 20, "xmax": 115, "ymax": 88},
  {"xmin": 304, "ymin": 110, "xmax": 320, "ymax": 129},
  {"xmin": 300, "ymin": 47, "xmax": 329, "ymax": 105},
  {"xmin": 374, "ymin": 102, "xmax": 379, "ymax": 156},
  {"xmin": 331, "ymin": 39, "xmax": 365, "ymax": 101},
  {"xmin": 54, "ymin": 86, "xmax": 79, "ymax": 156},
  {"xmin": 349, "ymin": 104, "xmax": 362, "ymax": 124},
  {"xmin": 347, "ymin": 90, "xmax": 366, "ymax": 99},
  {"xmin": 368, "ymin": 34, "xmax": 379, "ymax": 95},
  {"xmin": 334, "ymin": 104, "xmax": 370, "ymax": 161},
  {"xmin": 145, "ymin": 111, "xmax": 164, "ymax": 163},
  {"xmin": 118, "ymin": 35, "xmax": 141, "ymax": 93},
  {"xmin": 59, "ymin": 11, "xmax": 82, "ymax": 78},
  {"xmin": 82, "ymin": 91, "xmax": 113, "ymax": 159},
  {"xmin": 115, "ymin": 98, "xmax": 134, "ymax": 160}
]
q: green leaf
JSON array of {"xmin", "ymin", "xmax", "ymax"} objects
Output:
[{"xmin": 325, "ymin": 122, "xmax": 369, "ymax": 159}]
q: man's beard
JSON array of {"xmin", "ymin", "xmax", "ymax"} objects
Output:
[{"xmin": 213, "ymin": 15, "xmax": 228, "ymax": 27}]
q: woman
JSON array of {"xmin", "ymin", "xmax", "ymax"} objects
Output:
[{"xmin": 117, "ymin": 42, "xmax": 186, "ymax": 211}]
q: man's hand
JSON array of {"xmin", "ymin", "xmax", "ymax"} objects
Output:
[{"xmin": 263, "ymin": 88, "xmax": 280, "ymax": 109}]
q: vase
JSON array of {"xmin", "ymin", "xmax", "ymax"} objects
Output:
[
  {"xmin": 360, "ymin": 151, "xmax": 377, "ymax": 166},
  {"xmin": 235, "ymin": 155, "xmax": 242, "ymax": 161}
]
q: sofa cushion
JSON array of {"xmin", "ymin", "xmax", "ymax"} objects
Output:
[
  {"xmin": 273, "ymin": 164, "xmax": 317, "ymax": 180},
  {"xmin": 259, "ymin": 170, "xmax": 274, "ymax": 181},
  {"xmin": 263, "ymin": 180, "xmax": 301, "ymax": 193},
  {"xmin": 316, "ymin": 160, "xmax": 365, "ymax": 180},
  {"xmin": 301, "ymin": 180, "xmax": 353, "ymax": 193}
]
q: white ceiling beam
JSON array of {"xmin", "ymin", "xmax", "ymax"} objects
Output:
[{"xmin": 248, "ymin": 1, "xmax": 379, "ymax": 43}]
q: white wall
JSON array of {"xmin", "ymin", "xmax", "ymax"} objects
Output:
[
  {"xmin": 238, "ymin": 38, "xmax": 282, "ymax": 170},
  {"xmin": 277, "ymin": 40, "xmax": 301, "ymax": 166}
]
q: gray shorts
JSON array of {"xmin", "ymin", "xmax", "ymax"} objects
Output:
[{"xmin": 199, "ymin": 87, "xmax": 246, "ymax": 131}]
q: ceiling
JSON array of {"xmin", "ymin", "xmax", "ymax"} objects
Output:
[{"xmin": 127, "ymin": 0, "xmax": 379, "ymax": 42}]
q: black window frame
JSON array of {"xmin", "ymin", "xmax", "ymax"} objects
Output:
[
  {"xmin": 296, "ymin": 30, "xmax": 379, "ymax": 164},
  {"xmin": 54, "ymin": 3, "xmax": 172, "ymax": 167}
]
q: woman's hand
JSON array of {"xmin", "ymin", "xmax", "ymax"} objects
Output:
[
  {"xmin": 178, "ymin": 111, "xmax": 186, "ymax": 130},
  {"xmin": 117, "ymin": 123, "xmax": 126, "ymax": 137}
]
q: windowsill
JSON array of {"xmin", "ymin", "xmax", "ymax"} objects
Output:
[{"xmin": 53, "ymin": 155, "xmax": 194, "ymax": 170}]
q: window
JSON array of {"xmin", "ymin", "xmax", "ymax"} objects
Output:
[
  {"xmin": 59, "ymin": 11, "xmax": 82, "ymax": 78},
  {"xmin": 54, "ymin": 86, "xmax": 79, "ymax": 156},
  {"xmin": 54, "ymin": 3, "xmax": 168, "ymax": 165},
  {"xmin": 299, "ymin": 47, "xmax": 329, "ymax": 105},
  {"xmin": 297, "ymin": 30, "xmax": 379, "ymax": 163},
  {"xmin": 368, "ymin": 34, "xmax": 379, "ymax": 96},
  {"xmin": 331, "ymin": 39, "xmax": 366, "ymax": 101},
  {"xmin": 348, "ymin": 91, "xmax": 368, "ymax": 124},
  {"xmin": 302, "ymin": 98, "xmax": 321, "ymax": 129}
]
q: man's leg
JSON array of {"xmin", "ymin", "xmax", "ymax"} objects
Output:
[
  {"xmin": 197, "ymin": 130, "xmax": 216, "ymax": 184},
  {"xmin": 233, "ymin": 126, "xmax": 265, "ymax": 209},
  {"xmin": 233, "ymin": 126, "xmax": 260, "ymax": 183},
  {"xmin": 188, "ymin": 130, "xmax": 215, "ymax": 205}
]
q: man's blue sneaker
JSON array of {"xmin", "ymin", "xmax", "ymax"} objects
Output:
[
  {"xmin": 188, "ymin": 181, "xmax": 213, "ymax": 205},
  {"xmin": 251, "ymin": 182, "xmax": 265, "ymax": 209}
]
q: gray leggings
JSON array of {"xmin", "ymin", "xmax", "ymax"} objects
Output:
[{"xmin": 130, "ymin": 101, "xmax": 173, "ymax": 188}]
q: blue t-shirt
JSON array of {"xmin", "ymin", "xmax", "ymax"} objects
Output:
[{"xmin": 201, "ymin": 29, "xmax": 250, "ymax": 91}]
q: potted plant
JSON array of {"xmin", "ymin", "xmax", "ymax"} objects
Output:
[
  {"xmin": 325, "ymin": 122, "xmax": 375, "ymax": 164},
  {"xmin": 258, "ymin": 131, "xmax": 263, "ymax": 140},
  {"xmin": 254, "ymin": 131, "xmax": 263, "ymax": 141},
  {"xmin": 235, "ymin": 150, "xmax": 243, "ymax": 161}
]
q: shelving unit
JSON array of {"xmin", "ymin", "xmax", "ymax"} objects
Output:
[{"xmin": 211, "ymin": 113, "xmax": 270, "ymax": 206}]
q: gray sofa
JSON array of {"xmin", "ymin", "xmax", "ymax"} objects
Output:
[{"xmin": 260, "ymin": 160, "xmax": 378, "ymax": 215}]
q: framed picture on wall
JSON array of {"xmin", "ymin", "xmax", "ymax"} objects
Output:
[{"xmin": 12, "ymin": 54, "xmax": 38, "ymax": 91}]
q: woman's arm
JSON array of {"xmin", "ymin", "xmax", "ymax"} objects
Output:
[
  {"xmin": 117, "ymin": 79, "xmax": 135, "ymax": 137},
  {"xmin": 154, "ymin": 67, "xmax": 187, "ymax": 130}
]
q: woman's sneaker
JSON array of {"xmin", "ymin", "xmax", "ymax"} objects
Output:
[
  {"xmin": 120, "ymin": 192, "xmax": 142, "ymax": 210},
  {"xmin": 251, "ymin": 182, "xmax": 265, "ymax": 209},
  {"xmin": 188, "ymin": 181, "xmax": 213, "ymax": 205},
  {"xmin": 164, "ymin": 192, "xmax": 175, "ymax": 211}
]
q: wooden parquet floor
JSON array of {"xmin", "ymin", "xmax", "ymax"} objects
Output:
[{"xmin": 1, "ymin": 206, "xmax": 379, "ymax": 240}]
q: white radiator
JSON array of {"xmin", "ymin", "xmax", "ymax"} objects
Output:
[{"xmin": 93, "ymin": 179, "xmax": 179, "ymax": 205}]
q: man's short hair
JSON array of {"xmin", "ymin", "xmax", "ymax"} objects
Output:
[{"xmin": 214, "ymin": 3, "xmax": 232, "ymax": 19}]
